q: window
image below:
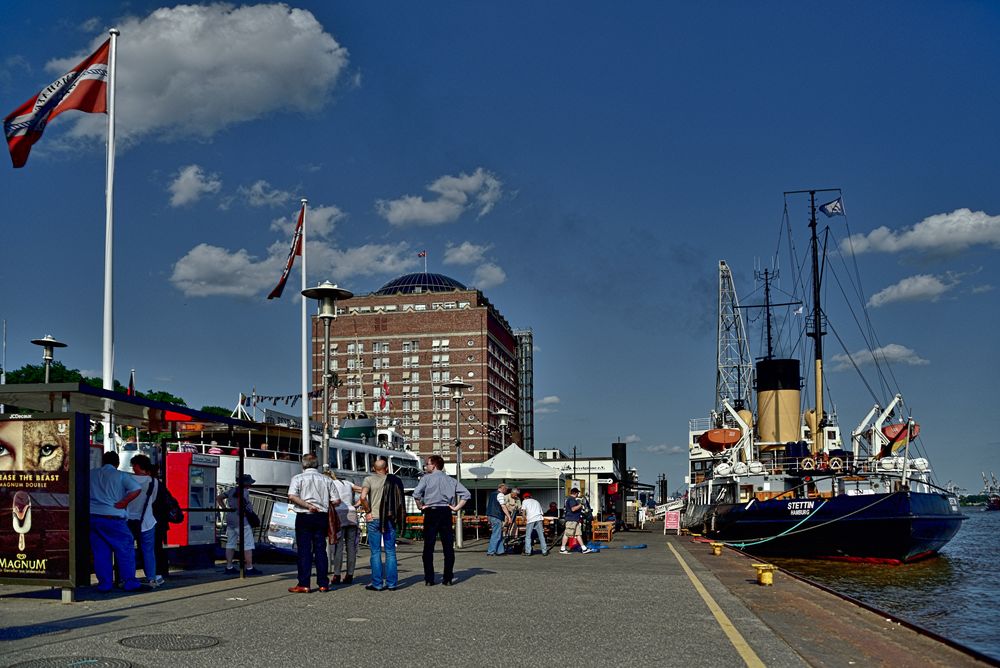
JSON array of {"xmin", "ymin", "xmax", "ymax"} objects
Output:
[
  {"xmin": 329, "ymin": 448, "xmax": 340, "ymax": 468},
  {"xmin": 414, "ymin": 304, "xmax": 427, "ymax": 311},
  {"xmin": 442, "ymin": 428, "xmax": 451, "ymax": 440},
  {"xmin": 341, "ymin": 451, "xmax": 354, "ymax": 471},
  {"xmin": 440, "ymin": 354, "xmax": 450, "ymax": 366},
  {"xmin": 411, "ymin": 372, "xmax": 420, "ymax": 382},
  {"xmin": 440, "ymin": 339, "xmax": 450, "ymax": 349}
]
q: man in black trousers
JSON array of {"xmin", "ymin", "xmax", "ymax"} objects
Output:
[{"xmin": 412, "ymin": 454, "xmax": 470, "ymax": 586}]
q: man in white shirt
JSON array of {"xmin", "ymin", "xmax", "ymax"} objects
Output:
[
  {"xmin": 520, "ymin": 492, "xmax": 549, "ymax": 556},
  {"xmin": 127, "ymin": 454, "xmax": 163, "ymax": 587},
  {"xmin": 287, "ymin": 453, "xmax": 337, "ymax": 593},
  {"xmin": 90, "ymin": 451, "xmax": 142, "ymax": 592}
]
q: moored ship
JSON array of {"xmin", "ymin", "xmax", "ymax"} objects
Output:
[
  {"xmin": 983, "ymin": 472, "xmax": 1000, "ymax": 511},
  {"xmin": 682, "ymin": 190, "xmax": 965, "ymax": 563}
]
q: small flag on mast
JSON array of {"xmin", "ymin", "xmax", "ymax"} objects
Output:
[
  {"xmin": 819, "ymin": 197, "xmax": 845, "ymax": 217},
  {"xmin": 4, "ymin": 38, "xmax": 112, "ymax": 168},
  {"xmin": 417, "ymin": 251, "xmax": 426, "ymax": 257},
  {"xmin": 267, "ymin": 203, "xmax": 305, "ymax": 299},
  {"xmin": 126, "ymin": 369, "xmax": 135, "ymax": 396}
]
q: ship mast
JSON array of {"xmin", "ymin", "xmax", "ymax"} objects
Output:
[{"xmin": 786, "ymin": 188, "xmax": 837, "ymax": 455}]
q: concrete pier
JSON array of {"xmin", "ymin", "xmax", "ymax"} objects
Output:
[{"xmin": 0, "ymin": 531, "xmax": 991, "ymax": 667}]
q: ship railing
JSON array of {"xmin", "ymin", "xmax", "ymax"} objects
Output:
[{"xmin": 171, "ymin": 442, "xmax": 302, "ymax": 462}]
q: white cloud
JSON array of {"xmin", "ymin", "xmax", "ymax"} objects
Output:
[
  {"xmin": 444, "ymin": 241, "xmax": 490, "ymax": 265},
  {"xmin": 972, "ymin": 284, "xmax": 995, "ymax": 294},
  {"xmin": 47, "ymin": 4, "xmax": 348, "ymax": 144},
  {"xmin": 170, "ymin": 237, "xmax": 418, "ymax": 298},
  {"xmin": 645, "ymin": 444, "xmax": 685, "ymax": 455},
  {"xmin": 168, "ymin": 164, "xmax": 222, "ymax": 207},
  {"xmin": 534, "ymin": 395, "xmax": 560, "ymax": 415},
  {"xmin": 270, "ymin": 204, "xmax": 345, "ymax": 239},
  {"xmin": 623, "ymin": 434, "xmax": 641, "ymax": 443},
  {"xmin": 170, "ymin": 243, "xmax": 278, "ymax": 298},
  {"xmin": 842, "ymin": 208, "xmax": 1000, "ymax": 256},
  {"xmin": 472, "ymin": 262, "xmax": 506, "ymax": 290},
  {"xmin": 376, "ymin": 168, "xmax": 503, "ymax": 226},
  {"xmin": 867, "ymin": 274, "xmax": 955, "ymax": 308},
  {"xmin": 830, "ymin": 343, "xmax": 929, "ymax": 372},
  {"xmin": 240, "ymin": 180, "xmax": 294, "ymax": 208}
]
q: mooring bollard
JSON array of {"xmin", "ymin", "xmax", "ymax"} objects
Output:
[
  {"xmin": 751, "ymin": 563, "xmax": 777, "ymax": 586},
  {"xmin": 710, "ymin": 542, "xmax": 724, "ymax": 556}
]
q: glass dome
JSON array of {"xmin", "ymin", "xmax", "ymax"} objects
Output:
[{"xmin": 374, "ymin": 272, "xmax": 467, "ymax": 296}]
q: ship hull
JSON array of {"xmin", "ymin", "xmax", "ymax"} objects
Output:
[{"xmin": 694, "ymin": 491, "xmax": 965, "ymax": 563}]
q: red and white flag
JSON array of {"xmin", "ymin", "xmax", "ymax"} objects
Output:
[
  {"xmin": 267, "ymin": 203, "xmax": 305, "ymax": 299},
  {"xmin": 4, "ymin": 39, "xmax": 111, "ymax": 168},
  {"xmin": 126, "ymin": 369, "xmax": 136, "ymax": 396},
  {"xmin": 379, "ymin": 378, "xmax": 390, "ymax": 411},
  {"xmin": 417, "ymin": 250, "xmax": 426, "ymax": 258}
]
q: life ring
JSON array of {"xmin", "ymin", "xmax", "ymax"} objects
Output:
[
  {"xmin": 801, "ymin": 457, "xmax": 816, "ymax": 471},
  {"xmin": 829, "ymin": 457, "xmax": 844, "ymax": 471}
]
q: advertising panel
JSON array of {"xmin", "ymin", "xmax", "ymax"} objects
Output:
[{"xmin": 0, "ymin": 416, "xmax": 74, "ymax": 583}]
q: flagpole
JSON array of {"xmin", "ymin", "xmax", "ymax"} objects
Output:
[
  {"xmin": 102, "ymin": 28, "xmax": 119, "ymax": 453},
  {"xmin": 300, "ymin": 198, "xmax": 310, "ymax": 457}
]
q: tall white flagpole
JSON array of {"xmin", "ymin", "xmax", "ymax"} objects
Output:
[
  {"xmin": 300, "ymin": 198, "xmax": 310, "ymax": 456},
  {"xmin": 102, "ymin": 28, "xmax": 119, "ymax": 453}
]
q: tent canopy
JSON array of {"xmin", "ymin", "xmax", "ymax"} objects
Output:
[{"xmin": 449, "ymin": 443, "xmax": 564, "ymax": 488}]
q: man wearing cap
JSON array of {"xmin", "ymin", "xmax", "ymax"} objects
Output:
[
  {"xmin": 560, "ymin": 488, "xmax": 592, "ymax": 554},
  {"xmin": 287, "ymin": 453, "xmax": 338, "ymax": 593},
  {"xmin": 220, "ymin": 473, "xmax": 262, "ymax": 575}
]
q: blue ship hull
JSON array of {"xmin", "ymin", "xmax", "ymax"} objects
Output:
[{"xmin": 705, "ymin": 491, "xmax": 965, "ymax": 562}]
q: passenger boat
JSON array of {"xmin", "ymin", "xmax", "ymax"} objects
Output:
[
  {"xmin": 682, "ymin": 190, "xmax": 965, "ymax": 563},
  {"xmin": 172, "ymin": 412, "xmax": 422, "ymax": 491},
  {"xmin": 983, "ymin": 472, "xmax": 1000, "ymax": 511}
]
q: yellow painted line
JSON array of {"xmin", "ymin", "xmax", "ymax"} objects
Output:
[{"xmin": 668, "ymin": 542, "xmax": 765, "ymax": 668}]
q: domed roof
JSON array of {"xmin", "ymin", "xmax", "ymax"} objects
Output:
[{"xmin": 374, "ymin": 272, "xmax": 467, "ymax": 296}]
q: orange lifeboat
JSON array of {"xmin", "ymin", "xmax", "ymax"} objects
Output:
[
  {"xmin": 880, "ymin": 422, "xmax": 920, "ymax": 456},
  {"xmin": 698, "ymin": 428, "xmax": 742, "ymax": 453}
]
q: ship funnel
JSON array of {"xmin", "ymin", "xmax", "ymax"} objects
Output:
[{"xmin": 756, "ymin": 358, "xmax": 801, "ymax": 450}]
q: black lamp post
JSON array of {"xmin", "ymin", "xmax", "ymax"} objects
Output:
[
  {"xmin": 443, "ymin": 375, "xmax": 472, "ymax": 548},
  {"xmin": 30, "ymin": 335, "xmax": 67, "ymax": 383}
]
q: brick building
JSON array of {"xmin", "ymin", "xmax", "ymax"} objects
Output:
[{"xmin": 309, "ymin": 272, "xmax": 521, "ymax": 464}]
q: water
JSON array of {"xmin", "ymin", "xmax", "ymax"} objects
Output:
[{"xmin": 770, "ymin": 510, "xmax": 1000, "ymax": 661}]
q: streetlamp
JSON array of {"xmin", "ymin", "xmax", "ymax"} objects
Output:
[
  {"xmin": 30, "ymin": 335, "xmax": 67, "ymax": 383},
  {"xmin": 443, "ymin": 375, "xmax": 472, "ymax": 548},
  {"xmin": 301, "ymin": 281, "xmax": 353, "ymax": 469},
  {"xmin": 495, "ymin": 407, "xmax": 511, "ymax": 449}
]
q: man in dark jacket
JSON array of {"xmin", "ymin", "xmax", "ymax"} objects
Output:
[{"xmin": 360, "ymin": 458, "xmax": 405, "ymax": 591}]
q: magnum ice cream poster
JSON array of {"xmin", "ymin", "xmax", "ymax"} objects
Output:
[{"xmin": 0, "ymin": 417, "xmax": 71, "ymax": 581}]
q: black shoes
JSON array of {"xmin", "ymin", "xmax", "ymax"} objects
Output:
[
  {"xmin": 425, "ymin": 581, "xmax": 436, "ymax": 586},
  {"xmin": 443, "ymin": 579, "xmax": 455, "ymax": 586},
  {"xmin": 365, "ymin": 584, "xmax": 384, "ymax": 591}
]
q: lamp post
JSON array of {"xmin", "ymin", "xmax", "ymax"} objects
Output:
[
  {"xmin": 301, "ymin": 282, "xmax": 353, "ymax": 470},
  {"xmin": 443, "ymin": 376, "xmax": 472, "ymax": 548},
  {"xmin": 495, "ymin": 407, "xmax": 511, "ymax": 449},
  {"xmin": 30, "ymin": 335, "xmax": 67, "ymax": 383}
]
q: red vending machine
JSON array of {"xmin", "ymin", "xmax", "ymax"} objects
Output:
[{"xmin": 165, "ymin": 452, "xmax": 219, "ymax": 546}]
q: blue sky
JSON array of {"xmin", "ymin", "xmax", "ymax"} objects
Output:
[{"xmin": 2, "ymin": 2, "xmax": 999, "ymax": 494}]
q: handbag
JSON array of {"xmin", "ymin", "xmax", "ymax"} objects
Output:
[
  {"xmin": 246, "ymin": 508, "xmax": 261, "ymax": 529},
  {"xmin": 153, "ymin": 483, "xmax": 184, "ymax": 524},
  {"xmin": 327, "ymin": 505, "xmax": 341, "ymax": 543}
]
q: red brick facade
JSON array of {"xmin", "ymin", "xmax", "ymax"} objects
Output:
[{"xmin": 309, "ymin": 286, "xmax": 518, "ymax": 463}]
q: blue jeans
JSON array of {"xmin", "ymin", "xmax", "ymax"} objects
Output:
[
  {"xmin": 295, "ymin": 512, "xmax": 329, "ymax": 588},
  {"xmin": 367, "ymin": 519, "xmax": 397, "ymax": 589},
  {"xmin": 524, "ymin": 520, "xmax": 547, "ymax": 555},
  {"xmin": 137, "ymin": 527, "xmax": 157, "ymax": 580},
  {"xmin": 90, "ymin": 515, "xmax": 140, "ymax": 591},
  {"xmin": 488, "ymin": 516, "xmax": 504, "ymax": 555}
]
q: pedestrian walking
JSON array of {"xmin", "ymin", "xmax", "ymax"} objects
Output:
[
  {"xmin": 127, "ymin": 455, "xmax": 163, "ymax": 587},
  {"xmin": 412, "ymin": 454, "xmax": 470, "ymax": 586},
  {"xmin": 520, "ymin": 492, "xmax": 548, "ymax": 556},
  {"xmin": 560, "ymin": 488, "xmax": 591, "ymax": 554},
  {"xmin": 287, "ymin": 453, "xmax": 337, "ymax": 593},
  {"xmin": 90, "ymin": 451, "xmax": 143, "ymax": 592},
  {"xmin": 485, "ymin": 482, "xmax": 510, "ymax": 556},
  {"xmin": 359, "ymin": 458, "xmax": 405, "ymax": 591}
]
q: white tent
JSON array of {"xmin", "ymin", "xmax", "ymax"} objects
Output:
[{"xmin": 448, "ymin": 443, "xmax": 564, "ymax": 485}]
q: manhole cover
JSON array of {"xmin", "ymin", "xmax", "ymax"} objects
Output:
[
  {"xmin": 119, "ymin": 634, "xmax": 220, "ymax": 650},
  {"xmin": 8, "ymin": 658, "xmax": 132, "ymax": 668}
]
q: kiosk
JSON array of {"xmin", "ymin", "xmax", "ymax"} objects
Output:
[{"xmin": 166, "ymin": 452, "xmax": 220, "ymax": 547}]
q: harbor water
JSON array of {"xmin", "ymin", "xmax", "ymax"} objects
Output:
[{"xmin": 770, "ymin": 510, "xmax": 1000, "ymax": 661}]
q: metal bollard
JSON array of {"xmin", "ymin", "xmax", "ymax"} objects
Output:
[
  {"xmin": 711, "ymin": 542, "xmax": 724, "ymax": 556},
  {"xmin": 751, "ymin": 563, "xmax": 777, "ymax": 586}
]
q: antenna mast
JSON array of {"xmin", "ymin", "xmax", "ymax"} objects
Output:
[{"xmin": 716, "ymin": 261, "xmax": 753, "ymax": 416}]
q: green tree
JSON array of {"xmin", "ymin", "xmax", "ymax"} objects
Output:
[
  {"xmin": 4, "ymin": 361, "xmax": 87, "ymax": 384},
  {"xmin": 199, "ymin": 405, "xmax": 231, "ymax": 417},
  {"xmin": 142, "ymin": 390, "xmax": 187, "ymax": 406}
]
